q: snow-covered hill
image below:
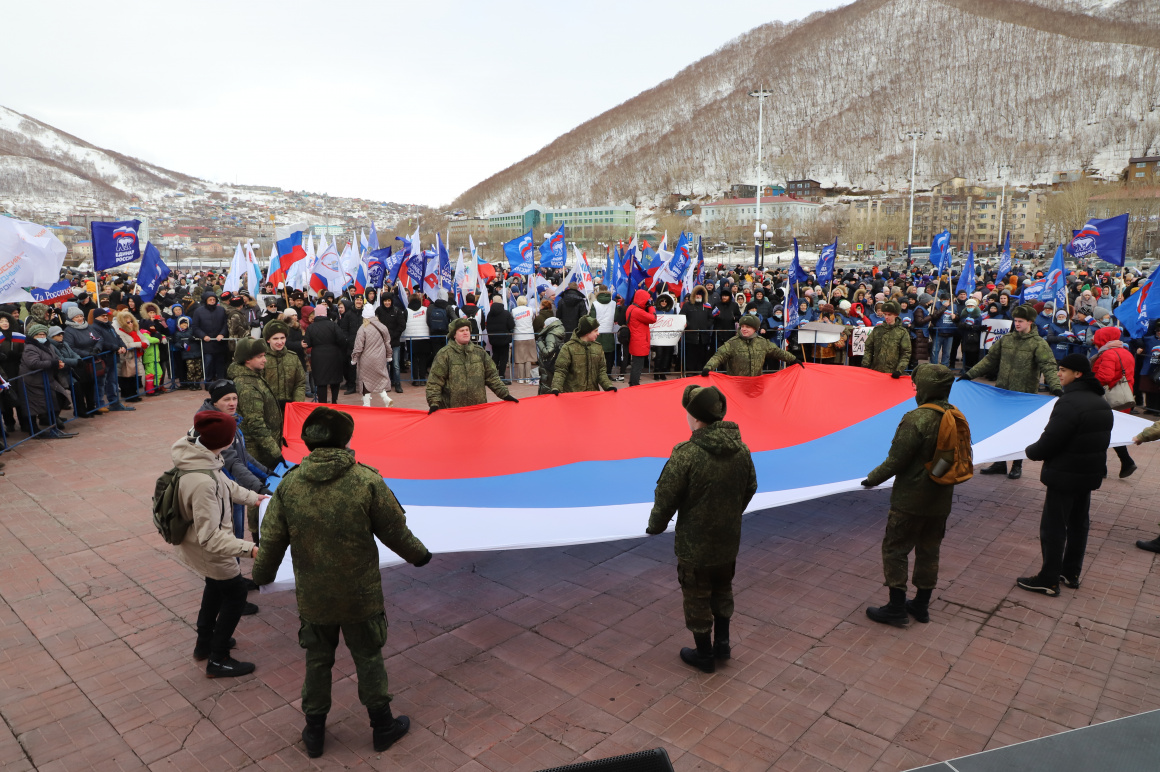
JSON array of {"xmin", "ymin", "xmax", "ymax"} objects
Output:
[{"xmin": 452, "ymin": 0, "xmax": 1160, "ymax": 215}]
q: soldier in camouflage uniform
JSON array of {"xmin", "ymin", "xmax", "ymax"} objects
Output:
[
  {"xmin": 426, "ymin": 318, "xmax": 517, "ymax": 413},
  {"xmin": 252, "ymin": 407, "xmax": 432, "ymax": 758},
  {"xmin": 702, "ymin": 315, "xmax": 800, "ymax": 376},
  {"xmin": 550, "ymin": 316, "xmax": 618, "ymax": 394},
  {"xmin": 647, "ymin": 384, "xmax": 757, "ymax": 673},
  {"xmin": 962, "ymin": 304, "xmax": 1062, "ymax": 479},
  {"xmin": 862, "ymin": 301, "xmax": 911, "ymax": 377},
  {"xmin": 262, "ymin": 320, "xmax": 306, "ymax": 408},
  {"xmin": 861, "ymin": 364, "xmax": 964, "ymax": 627},
  {"xmin": 229, "ymin": 338, "xmax": 286, "ymax": 540}
]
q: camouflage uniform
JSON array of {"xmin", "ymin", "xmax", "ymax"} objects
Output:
[
  {"xmin": 264, "ymin": 347, "xmax": 306, "ymax": 405},
  {"xmin": 228, "ymin": 362, "xmax": 284, "ymax": 469},
  {"xmin": 226, "ymin": 307, "xmax": 249, "ymax": 353},
  {"xmin": 704, "ymin": 334, "xmax": 796, "ymax": 376},
  {"xmin": 965, "ymin": 328, "xmax": 1061, "ymax": 394},
  {"xmin": 862, "ymin": 320, "xmax": 911, "ymax": 374},
  {"xmin": 551, "ymin": 333, "xmax": 615, "ymax": 393},
  {"xmin": 863, "ymin": 364, "xmax": 964, "ymax": 590},
  {"xmin": 648, "ymin": 421, "xmax": 757, "ymax": 633},
  {"xmin": 1138, "ymin": 420, "xmax": 1160, "ymax": 444},
  {"xmin": 426, "ymin": 340, "xmax": 509, "ymax": 408},
  {"xmin": 252, "ymin": 447, "xmax": 429, "ymax": 716}
]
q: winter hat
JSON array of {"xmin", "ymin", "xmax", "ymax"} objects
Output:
[
  {"xmin": 965, "ymin": 298, "xmax": 979, "ymax": 308},
  {"xmin": 27, "ymin": 323, "xmax": 49, "ymax": 339},
  {"xmin": 838, "ymin": 300, "xmax": 851, "ymax": 312},
  {"xmin": 178, "ymin": 316, "xmax": 190, "ymax": 327},
  {"xmin": 61, "ymin": 302, "xmax": 81, "ymax": 320},
  {"xmin": 301, "ymin": 406, "xmax": 355, "ymax": 450},
  {"xmin": 193, "ymin": 410, "xmax": 236, "ymax": 451},
  {"xmin": 575, "ymin": 316, "xmax": 599, "ymax": 337},
  {"xmin": 233, "ymin": 337, "xmax": 267, "ymax": 365},
  {"xmin": 1012, "ymin": 305, "xmax": 1037, "ymax": 322},
  {"xmin": 739, "ymin": 314, "xmax": 762, "ymax": 330},
  {"xmin": 448, "ymin": 317, "xmax": 473, "ymax": 338},
  {"xmin": 882, "ymin": 301, "xmax": 901, "ymax": 315},
  {"xmin": 682, "ymin": 384, "xmax": 727, "ymax": 424},
  {"xmin": 263, "ymin": 320, "xmax": 290, "ymax": 341},
  {"xmin": 362, "ymin": 304, "xmax": 375, "ymax": 319},
  {"xmin": 207, "ymin": 380, "xmax": 236, "ymax": 404},
  {"xmin": 47, "ymin": 325, "xmax": 64, "ymax": 338},
  {"xmin": 1092, "ymin": 326, "xmax": 1121, "ymax": 347},
  {"xmin": 1058, "ymin": 353, "xmax": 1091, "ymax": 375},
  {"xmin": 1054, "ymin": 310, "xmax": 1068, "ymax": 322}
]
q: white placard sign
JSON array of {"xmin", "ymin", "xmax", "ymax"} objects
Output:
[
  {"xmin": 982, "ymin": 319, "xmax": 1012, "ymax": 350},
  {"xmin": 650, "ymin": 314, "xmax": 687, "ymax": 347},
  {"xmin": 850, "ymin": 327, "xmax": 871, "ymax": 356}
]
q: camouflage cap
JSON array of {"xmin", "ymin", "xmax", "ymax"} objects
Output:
[
  {"xmin": 233, "ymin": 336, "xmax": 268, "ymax": 365},
  {"xmin": 448, "ymin": 317, "xmax": 472, "ymax": 338},
  {"xmin": 682, "ymin": 384, "xmax": 727, "ymax": 423},
  {"xmin": 1012, "ymin": 304, "xmax": 1037, "ymax": 322},
  {"xmin": 576, "ymin": 316, "xmax": 599, "ymax": 337},
  {"xmin": 263, "ymin": 320, "xmax": 290, "ymax": 341},
  {"xmin": 738, "ymin": 314, "xmax": 762, "ymax": 330},
  {"xmin": 882, "ymin": 301, "xmax": 901, "ymax": 315},
  {"xmin": 302, "ymin": 406, "xmax": 355, "ymax": 450}
]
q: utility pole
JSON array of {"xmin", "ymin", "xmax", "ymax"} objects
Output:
[
  {"xmin": 749, "ymin": 87, "xmax": 774, "ymax": 269},
  {"xmin": 906, "ymin": 131, "xmax": 924, "ymax": 259}
]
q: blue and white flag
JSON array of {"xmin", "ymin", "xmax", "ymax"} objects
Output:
[
  {"xmin": 955, "ymin": 243, "xmax": 976, "ymax": 296},
  {"xmin": 1041, "ymin": 245, "xmax": 1069, "ymax": 312},
  {"xmin": 607, "ymin": 246, "xmax": 629, "ymax": 300},
  {"xmin": 784, "ymin": 284, "xmax": 800, "ymax": 332},
  {"xmin": 930, "ymin": 230, "xmax": 951, "ymax": 275},
  {"xmin": 91, "ymin": 219, "xmax": 142, "ymax": 270},
  {"xmin": 28, "ymin": 281, "xmax": 75, "ymax": 305},
  {"xmin": 997, "ymin": 231, "xmax": 1012, "ymax": 280},
  {"xmin": 652, "ymin": 232, "xmax": 691, "ymax": 287},
  {"xmin": 1114, "ymin": 264, "xmax": 1160, "ymax": 338},
  {"xmin": 137, "ymin": 242, "xmax": 170, "ymax": 302},
  {"xmin": 789, "ymin": 238, "xmax": 810, "ymax": 285},
  {"xmin": 539, "ymin": 225, "xmax": 567, "ymax": 269},
  {"xmin": 1068, "ymin": 213, "xmax": 1128, "ymax": 266},
  {"xmin": 816, "ymin": 240, "xmax": 837, "ymax": 286},
  {"xmin": 504, "ymin": 230, "xmax": 534, "ymax": 275},
  {"xmin": 437, "ymin": 233, "xmax": 453, "ymax": 294}
]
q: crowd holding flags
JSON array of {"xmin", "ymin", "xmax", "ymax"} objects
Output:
[{"xmin": 955, "ymin": 243, "xmax": 976, "ymax": 296}]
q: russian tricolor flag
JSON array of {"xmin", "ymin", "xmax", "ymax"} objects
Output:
[
  {"xmin": 270, "ymin": 222, "xmax": 309, "ymax": 285},
  {"xmin": 258, "ymin": 366, "xmax": 1153, "ymax": 591}
]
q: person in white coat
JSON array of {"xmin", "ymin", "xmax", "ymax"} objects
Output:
[{"xmin": 512, "ymin": 297, "xmax": 537, "ymax": 383}]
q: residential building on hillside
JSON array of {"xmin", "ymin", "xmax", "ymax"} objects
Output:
[
  {"xmin": 487, "ymin": 203, "xmax": 635, "ymax": 243},
  {"xmin": 1126, "ymin": 156, "xmax": 1160, "ymax": 186},
  {"xmin": 446, "ymin": 217, "xmax": 489, "ymax": 250},
  {"xmin": 729, "ymin": 184, "xmax": 786, "ymax": 198},
  {"xmin": 786, "ymin": 179, "xmax": 823, "ymax": 201},
  {"xmin": 701, "ymin": 196, "xmax": 821, "ymax": 242}
]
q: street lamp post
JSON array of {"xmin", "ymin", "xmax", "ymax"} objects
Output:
[
  {"xmin": 906, "ymin": 131, "xmax": 924, "ymax": 265},
  {"xmin": 749, "ymin": 87, "xmax": 774, "ymax": 270}
]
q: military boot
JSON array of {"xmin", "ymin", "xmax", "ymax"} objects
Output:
[
  {"xmin": 680, "ymin": 632, "xmax": 715, "ymax": 673},
  {"xmin": 866, "ymin": 588, "xmax": 909, "ymax": 627},
  {"xmin": 369, "ymin": 707, "xmax": 410, "ymax": 752},
  {"xmin": 713, "ymin": 616, "xmax": 731, "ymax": 660},
  {"xmin": 302, "ymin": 713, "xmax": 326, "ymax": 758},
  {"xmin": 906, "ymin": 588, "xmax": 932, "ymax": 624}
]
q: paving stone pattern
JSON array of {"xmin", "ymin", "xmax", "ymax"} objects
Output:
[{"xmin": 1, "ymin": 382, "xmax": 1159, "ymax": 771}]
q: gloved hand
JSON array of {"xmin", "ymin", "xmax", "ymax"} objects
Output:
[
  {"xmin": 861, "ymin": 479, "xmax": 875, "ymax": 488},
  {"xmin": 604, "ymin": 385, "xmax": 618, "ymax": 393},
  {"xmin": 701, "ymin": 368, "xmax": 711, "ymax": 377},
  {"xmin": 428, "ymin": 405, "xmax": 440, "ymax": 415},
  {"xmin": 891, "ymin": 370, "xmax": 901, "ymax": 379},
  {"xmin": 273, "ymin": 456, "xmax": 287, "ymax": 470},
  {"xmin": 645, "ymin": 525, "xmax": 665, "ymax": 535},
  {"xmin": 550, "ymin": 389, "xmax": 561, "ymax": 396},
  {"xmin": 796, "ymin": 360, "xmax": 806, "ymax": 369},
  {"xmin": 281, "ymin": 436, "xmax": 289, "ymax": 447},
  {"xmin": 956, "ymin": 374, "xmax": 972, "ymax": 382},
  {"xmin": 502, "ymin": 395, "xmax": 519, "ymax": 403},
  {"xmin": 1052, "ymin": 388, "xmax": 1064, "ymax": 397},
  {"xmin": 413, "ymin": 551, "xmax": 433, "ymax": 567}
]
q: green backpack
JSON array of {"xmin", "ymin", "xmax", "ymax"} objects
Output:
[{"xmin": 152, "ymin": 468, "xmax": 215, "ymax": 545}]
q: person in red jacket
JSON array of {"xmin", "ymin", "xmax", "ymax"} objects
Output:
[
  {"xmin": 626, "ymin": 289, "xmax": 657, "ymax": 386},
  {"xmin": 1091, "ymin": 326, "xmax": 1137, "ymax": 478}
]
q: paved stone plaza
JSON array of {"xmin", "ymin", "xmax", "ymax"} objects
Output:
[{"xmin": 1, "ymin": 385, "xmax": 1158, "ymax": 771}]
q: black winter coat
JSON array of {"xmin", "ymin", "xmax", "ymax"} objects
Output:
[
  {"xmin": 680, "ymin": 300, "xmax": 713, "ymax": 345},
  {"xmin": 191, "ymin": 299, "xmax": 229, "ymax": 355},
  {"xmin": 556, "ymin": 289, "xmax": 588, "ymax": 333},
  {"xmin": 485, "ymin": 303, "xmax": 515, "ymax": 341},
  {"xmin": 336, "ymin": 300, "xmax": 360, "ymax": 354},
  {"xmin": 1025, "ymin": 375, "xmax": 1113, "ymax": 492},
  {"xmin": 303, "ymin": 316, "xmax": 347, "ymax": 385},
  {"xmin": 379, "ymin": 302, "xmax": 408, "ymax": 346}
]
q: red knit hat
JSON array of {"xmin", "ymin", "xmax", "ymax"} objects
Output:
[{"xmin": 193, "ymin": 410, "xmax": 236, "ymax": 451}]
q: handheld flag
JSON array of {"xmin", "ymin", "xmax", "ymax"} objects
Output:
[
  {"xmin": 437, "ymin": 233, "xmax": 453, "ymax": 294},
  {"xmin": 311, "ymin": 234, "xmax": 345, "ymax": 295},
  {"xmin": 539, "ymin": 225, "xmax": 567, "ymax": 269},
  {"xmin": 503, "ymin": 230, "xmax": 534, "ymax": 275},
  {"xmin": 223, "ymin": 242, "xmax": 245, "ymax": 293},
  {"xmin": 607, "ymin": 245, "xmax": 629, "ymax": 300},
  {"xmin": 245, "ymin": 241, "xmax": 261, "ymax": 293},
  {"xmin": 996, "ymin": 231, "xmax": 1012, "ymax": 281},
  {"xmin": 1030, "ymin": 245, "xmax": 1068, "ymax": 312},
  {"xmin": 816, "ymin": 239, "xmax": 837, "ymax": 286},
  {"xmin": 956, "ymin": 243, "xmax": 976, "ymax": 296},
  {"xmin": 0, "ymin": 217, "xmax": 67, "ymax": 302},
  {"xmin": 91, "ymin": 219, "xmax": 142, "ymax": 270},
  {"xmin": 1068, "ymin": 214, "xmax": 1128, "ymax": 266},
  {"xmin": 790, "ymin": 238, "xmax": 810, "ymax": 285},
  {"xmin": 28, "ymin": 280, "xmax": 75, "ymax": 306},
  {"xmin": 271, "ymin": 222, "xmax": 308, "ymax": 284},
  {"xmin": 1114, "ymin": 264, "xmax": 1160, "ymax": 338},
  {"xmin": 784, "ymin": 284, "xmax": 800, "ymax": 332},
  {"xmin": 930, "ymin": 230, "xmax": 951, "ymax": 275},
  {"xmin": 137, "ymin": 242, "xmax": 171, "ymax": 302}
]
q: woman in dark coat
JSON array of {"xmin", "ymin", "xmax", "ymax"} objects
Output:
[
  {"xmin": 303, "ymin": 311, "xmax": 347, "ymax": 403},
  {"xmin": 19, "ymin": 324, "xmax": 74, "ymax": 438},
  {"xmin": 191, "ymin": 292, "xmax": 229, "ymax": 383}
]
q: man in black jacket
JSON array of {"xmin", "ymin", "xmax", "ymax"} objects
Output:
[
  {"xmin": 378, "ymin": 296, "xmax": 407, "ymax": 393},
  {"xmin": 556, "ymin": 283, "xmax": 587, "ymax": 334},
  {"xmin": 1017, "ymin": 354, "xmax": 1112, "ymax": 596},
  {"xmin": 336, "ymin": 298, "xmax": 361, "ymax": 394},
  {"xmin": 191, "ymin": 292, "xmax": 229, "ymax": 384},
  {"xmin": 485, "ymin": 297, "xmax": 514, "ymax": 381}
]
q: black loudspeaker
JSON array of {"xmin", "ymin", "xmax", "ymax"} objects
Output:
[{"xmin": 536, "ymin": 747, "xmax": 675, "ymax": 772}]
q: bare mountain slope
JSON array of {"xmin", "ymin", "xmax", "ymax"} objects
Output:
[
  {"xmin": 0, "ymin": 105, "xmax": 200, "ymax": 205},
  {"xmin": 453, "ymin": 0, "xmax": 1160, "ymax": 215}
]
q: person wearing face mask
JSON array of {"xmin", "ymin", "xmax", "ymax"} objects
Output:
[
  {"xmin": 19, "ymin": 324, "xmax": 76, "ymax": 439},
  {"xmin": 1044, "ymin": 310, "xmax": 1077, "ymax": 361},
  {"xmin": 956, "ymin": 298, "xmax": 985, "ymax": 370},
  {"xmin": 646, "ymin": 385, "xmax": 756, "ymax": 673}
]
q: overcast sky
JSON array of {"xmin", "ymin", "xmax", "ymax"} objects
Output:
[{"xmin": 3, "ymin": 0, "xmax": 849, "ymax": 206}]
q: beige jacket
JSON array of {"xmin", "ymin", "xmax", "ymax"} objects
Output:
[{"xmin": 170, "ymin": 436, "xmax": 259, "ymax": 580}]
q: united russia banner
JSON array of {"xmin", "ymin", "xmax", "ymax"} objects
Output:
[
  {"xmin": 258, "ymin": 366, "xmax": 1152, "ymax": 591},
  {"xmin": 91, "ymin": 219, "xmax": 142, "ymax": 270}
]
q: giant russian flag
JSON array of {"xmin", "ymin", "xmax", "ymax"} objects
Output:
[{"xmin": 259, "ymin": 366, "xmax": 1152, "ymax": 591}]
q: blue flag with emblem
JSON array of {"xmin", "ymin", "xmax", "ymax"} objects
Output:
[
  {"xmin": 1115, "ymin": 264, "xmax": 1160, "ymax": 338},
  {"xmin": 1041, "ymin": 245, "xmax": 1068, "ymax": 312},
  {"xmin": 504, "ymin": 230, "xmax": 534, "ymax": 275},
  {"xmin": 816, "ymin": 239, "xmax": 836, "ymax": 285},
  {"xmin": 607, "ymin": 245, "xmax": 629, "ymax": 300},
  {"xmin": 539, "ymin": 225, "xmax": 567, "ymax": 269},
  {"xmin": 955, "ymin": 243, "xmax": 976, "ymax": 296},
  {"xmin": 91, "ymin": 219, "xmax": 142, "ymax": 270},
  {"xmin": 1067, "ymin": 213, "xmax": 1128, "ymax": 266},
  {"xmin": 930, "ymin": 230, "xmax": 951, "ymax": 275},
  {"xmin": 137, "ymin": 242, "xmax": 170, "ymax": 302},
  {"xmin": 784, "ymin": 284, "xmax": 800, "ymax": 332},
  {"xmin": 790, "ymin": 238, "xmax": 810, "ymax": 285},
  {"xmin": 997, "ymin": 231, "xmax": 1012, "ymax": 281}
]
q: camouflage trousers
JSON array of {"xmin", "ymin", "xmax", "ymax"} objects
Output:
[
  {"xmin": 298, "ymin": 613, "xmax": 391, "ymax": 717},
  {"xmin": 882, "ymin": 509, "xmax": 948, "ymax": 590},
  {"xmin": 677, "ymin": 561, "xmax": 735, "ymax": 634}
]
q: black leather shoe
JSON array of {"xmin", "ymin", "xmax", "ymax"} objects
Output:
[
  {"xmin": 302, "ymin": 714, "xmax": 326, "ymax": 758},
  {"xmin": 371, "ymin": 713, "xmax": 410, "ymax": 752},
  {"xmin": 241, "ymin": 602, "xmax": 258, "ymax": 616},
  {"xmin": 1137, "ymin": 537, "xmax": 1160, "ymax": 553},
  {"xmin": 205, "ymin": 656, "xmax": 255, "ymax": 678},
  {"xmin": 1007, "ymin": 466, "xmax": 1022, "ymax": 480},
  {"xmin": 1016, "ymin": 575, "xmax": 1059, "ymax": 596}
]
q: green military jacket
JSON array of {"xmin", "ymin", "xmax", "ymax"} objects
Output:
[
  {"xmin": 426, "ymin": 340, "xmax": 509, "ymax": 408},
  {"xmin": 862, "ymin": 320, "xmax": 911, "ymax": 374},
  {"xmin": 228, "ymin": 362, "xmax": 283, "ymax": 468},
  {"xmin": 263, "ymin": 347, "xmax": 306, "ymax": 404},
  {"xmin": 648, "ymin": 421, "xmax": 758, "ymax": 567},
  {"xmin": 253, "ymin": 448, "xmax": 429, "ymax": 624},
  {"xmin": 705, "ymin": 334, "xmax": 796, "ymax": 376},
  {"xmin": 864, "ymin": 364, "xmax": 960, "ymax": 518},
  {"xmin": 1139, "ymin": 420, "xmax": 1160, "ymax": 444},
  {"xmin": 965, "ymin": 328, "xmax": 1060, "ymax": 394},
  {"xmin": 551, "ymin": 334, "xmax": 614, "ymax": 393}
]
